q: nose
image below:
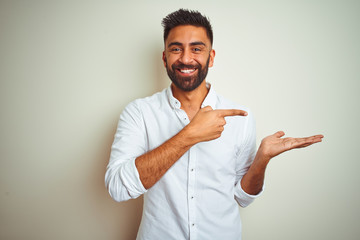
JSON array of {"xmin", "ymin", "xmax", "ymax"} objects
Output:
[{"xmin": 179, "ymin": 48, "xmax": 193, "ymax": 65}]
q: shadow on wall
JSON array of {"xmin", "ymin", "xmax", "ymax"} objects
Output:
[
  {"xmin": 100, "ymin": 46, "xmax": 168, "ymax": 240},
  {"xmin": 110, "ymin": 197, "xmax": 144, "ymax": 240}
]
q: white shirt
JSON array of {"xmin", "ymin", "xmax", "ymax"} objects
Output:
[{"xmin": 105, "ymin": 84, "xmax": 263, "ymax": 240}]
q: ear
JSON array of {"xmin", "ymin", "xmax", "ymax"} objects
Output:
[
  {"xmin": 162, "ymin": 51, "xmax": 167, "ymax": 68},
  {"xmin": 208, "ymin": 49, "xmax": 216, "ymax": 68}
]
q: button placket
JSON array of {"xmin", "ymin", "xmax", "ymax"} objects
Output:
[
  {"xmin": 188, "ymin": 148, "xmax": 197, "ymax": 239},
  {"xmin": 174, "ymin": 108, "xmax": 190, "ymax": 126}
]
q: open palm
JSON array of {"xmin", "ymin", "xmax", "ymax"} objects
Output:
[{"xmin": 260, "ymin": 131, "xmax": 324, "ymax": 159}]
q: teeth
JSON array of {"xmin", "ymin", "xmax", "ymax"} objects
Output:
[{"xmin": 180, "ymin": 69, "xmax": 195, "ymax": 73}]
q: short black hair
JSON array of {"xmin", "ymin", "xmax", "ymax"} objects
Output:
[{"xmin": 162, "ymin": 9, "xmax": 213, "ymax": 46}]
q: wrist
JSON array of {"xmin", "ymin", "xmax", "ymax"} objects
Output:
[
  {"xmin": 177, "ymin": 125, "xmax": 198, "ymax": 148},
  {"xmin": 255, "ymin": 147, "xmax": 271, "ymax": 165}
]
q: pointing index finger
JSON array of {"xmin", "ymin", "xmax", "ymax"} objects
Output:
[{"xmin": 216, "ymin": 109, "xmax": 248, "ymax": 117}]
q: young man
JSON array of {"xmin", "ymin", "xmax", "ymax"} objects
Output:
[{"xmin": 105, "ymin": 9, "xmax": 323, "ymax": 240}]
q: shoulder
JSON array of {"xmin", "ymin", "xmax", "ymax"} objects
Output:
[
  {"xmin": 125, "ymin": 88, "xmax": 167, "ymax": 113},
  {"xmin": 119, "ymin": 89, "xmax": 167, "ymax": 129}
]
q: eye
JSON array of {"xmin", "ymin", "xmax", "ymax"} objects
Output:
[
  {"xmin": 171, "ymin": 48, "xmax": 182, "ymax": 53},
  {"xmin": 192, "ymin": 48, "xmax": 202, "ymax": 53}
]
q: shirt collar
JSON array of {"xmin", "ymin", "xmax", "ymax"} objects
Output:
[
  {"xmin": 166, "ymin": 82, "xmax": 217, "ymax": 110},
  {"xmin": 201, "ymin": 82, "xmax": 217, "ymax": 109},
  {"xmin": 166, "ymin": 85, "xmax": 181, "ymax": 109}
]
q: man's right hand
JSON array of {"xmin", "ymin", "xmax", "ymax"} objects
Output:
[{"xmin": 183, "ymin": 106, "xmax": 248, "ymax": 144}]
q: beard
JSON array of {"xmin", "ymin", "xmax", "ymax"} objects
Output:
[{"xmin": 165, "ymin": 55, "xmax": 210, "ymax": 92}]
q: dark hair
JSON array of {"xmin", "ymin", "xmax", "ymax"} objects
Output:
[{"xmin": 162, "ymin": 9, "xmax": 213, "ymax": 46}]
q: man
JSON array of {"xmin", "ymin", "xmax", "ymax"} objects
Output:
[{"xmin": 105, "ymin": 9, "xmax": 323, "ymax": 240}]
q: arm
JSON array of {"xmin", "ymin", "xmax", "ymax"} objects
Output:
[
  {"xmin": 105, "ymin": 102, "xmax": 148, "ymax": 202},
  {"xmin": 106, "ymin": 103, "xmax": 246, "ymax": 201},
  {"xmin": 135, "ymin": 128, "xmax": 193, "ymax": 189},
  {"xmin": 241, "ymin": 131, "xmax": 324, "ymax": 195}
]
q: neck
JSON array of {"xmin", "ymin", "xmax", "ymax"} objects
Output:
[{"xmin": 171, "ymin": 81, "xmax": 209, "ymax": 120}]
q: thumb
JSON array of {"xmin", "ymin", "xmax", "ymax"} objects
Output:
[
  {"xmin": 274, "ymin": 131, "xmax": 285, "ymax": 138},
  {"xmin": 200, "ymin": 105, "xmax": 213, "ymax": 112}
]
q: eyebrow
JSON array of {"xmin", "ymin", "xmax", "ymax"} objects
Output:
[
  {"xmin": 190, "ymin": 41, "xmax": 206, "ymax": 46},
  {"xmin": 167, "ymin": 41, "xmax": 206, "ymax": 48}
]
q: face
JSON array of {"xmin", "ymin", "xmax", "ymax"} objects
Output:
[{"xmin": 162, "ymin": 25, "xmax": 215, "ymax": 92}]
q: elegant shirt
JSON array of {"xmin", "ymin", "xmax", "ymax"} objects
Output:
[{"xmin": 105, "ymin": 84, "xmax": 263, "ymax": 240}]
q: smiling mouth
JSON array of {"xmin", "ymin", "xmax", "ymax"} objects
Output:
[{"xmin": 178, "ymin": 68, "xmax": 196, "ymax": 74}]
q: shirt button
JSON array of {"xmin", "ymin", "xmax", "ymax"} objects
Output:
[
  {"xmin": 192, "ymin": 223, "xmax": 195, "ymax": 227},
  {"xmin": 191, "ymin": 168, "xmax": 194, "ymax": 172},
  {"xmin": 191, "ymin": 196, "xmax": 194, "ymax": 199}
]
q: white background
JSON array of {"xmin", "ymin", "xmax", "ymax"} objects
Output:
[{"xmin": 1, "ymin": 0, "xmax": 359, "ymax": 239}]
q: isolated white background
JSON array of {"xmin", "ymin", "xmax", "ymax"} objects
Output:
[{"xmin": 1, "ymin": 0, "xmax": 359, "ymax": 239}]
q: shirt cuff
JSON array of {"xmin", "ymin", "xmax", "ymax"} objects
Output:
[
  {"xmin": 234, "ymin": 179, "xmax": 264, "ymax": 208},
  {"xmin": 121, "ymin": 158, "xmax": 147, "ymax": 198}
]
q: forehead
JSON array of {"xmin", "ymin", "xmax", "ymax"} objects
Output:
[{"xmin": 166, "ymin": 25, "xmax": 210, "ymax": 46}]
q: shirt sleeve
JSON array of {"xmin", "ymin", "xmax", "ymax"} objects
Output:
[
  {"xmin": 234, "ymin": 109, "xmax": 264, "ymax": 207},
  {"xmin": 105, "ymin": 100, "xmax": 147, "ymax": 202}
]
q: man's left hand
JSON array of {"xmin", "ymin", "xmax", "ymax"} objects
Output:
[{"xmin": 258, "ymin": 131, "xmax": 324, "ymax": 161}]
